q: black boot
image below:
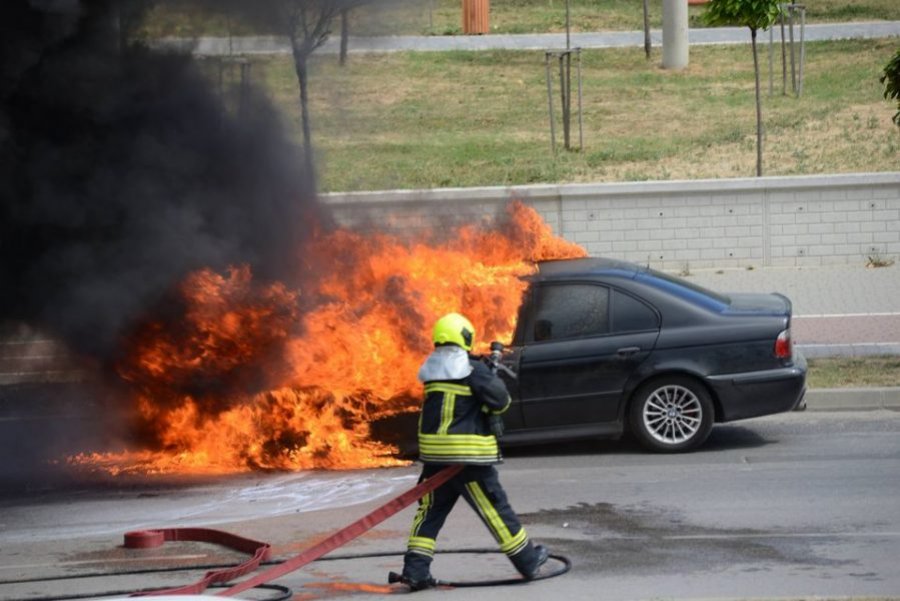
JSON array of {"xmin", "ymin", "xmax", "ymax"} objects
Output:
[
  {"xmin": 400, "ymin": 552, "xmax": 436, "ymax": 591},
  {"xmin": 402, "ymin": 574, "xmax": 437, "ymax": 591},
  {"xmin": 510, "ymin": 541, "xmax": 550, "ymax": 579},
  {"xmin": 525, "ymin": 544, "xmax": 550, "ymax": 579}
]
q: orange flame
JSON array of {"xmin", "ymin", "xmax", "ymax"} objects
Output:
[{"xmin": 68, "ymin": 201, "xmax": 586, "ymax": 475}]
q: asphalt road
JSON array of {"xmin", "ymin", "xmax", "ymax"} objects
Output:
[{"xmin": 1, "ymin": 410, "xmax": 899, "ymax": 601}]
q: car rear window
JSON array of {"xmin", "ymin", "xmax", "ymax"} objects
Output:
[
  {"xmin": 612, "ymin": 290, "xmax": 659, "ymax": 332},
  {"xmin": 640, "ymin": 268, "xmax": 731, "ymax": 309}
]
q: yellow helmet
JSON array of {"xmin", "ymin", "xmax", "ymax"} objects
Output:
[{"xmin": 432, "ymin": 312, "xmax": 475, "ymax": 351}]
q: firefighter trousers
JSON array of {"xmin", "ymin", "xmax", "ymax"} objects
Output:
[{"xmin": 402, "ymin": 463, "xmax": 543, "ymax": 581}]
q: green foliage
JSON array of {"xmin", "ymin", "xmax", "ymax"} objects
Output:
[
  {"xmin": 703, "ymin": 0, "xmax": 781, "ymax": 31},
  {"xmin": 880, "ymin": 48, "xmax": 900, "ymax": 127}
]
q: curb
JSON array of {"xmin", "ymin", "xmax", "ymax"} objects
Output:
[
  {"xmin": 797, "ymin": 343, "xmax": 900, "ymax": 358},
  {"xmin": 805, "ymin": 387, "xmax": 900, "ymax": 411}
]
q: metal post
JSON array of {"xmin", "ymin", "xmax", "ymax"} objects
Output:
[
  {"xmin": 768, "ymin": 26, "xmax": 774, "ymax": 96},
  {"xmin": 780, "ymin": 8, "xmax": 787, "ymax": 95},
  {"xmin": 564, "ymin": 1, "xmax": 572, "ymax": 150},
  {"xmin": 576, "ymin": 47, "xmax": 583, "ymax": 151},
  {"xmin": 566, "ymin": 51, "xmax": 573, "ymax": 149},
  {"xmin": 545, "ymin": 48, "xmax": 584, "ymax": 154},
  {"xmin": 560, "ymin": 53, "xmax": 570, "ymax": 150},
  {"xmin": 662, "ymin": 0, "xmax": 689, "ymax": 70},
  {"xmin": 788, "ymin": 5, "xmax": 796, "ymax": 95},
  {"xmin": 773, "ymin": 3, "xmax": 807, "ymax": 98},
  {"xmin": 798, "ymin": 5, "xmax": 806, "ymax": 97},
  {"xmin": 545, "ymin": 52, "xmax": 557, "ymax": 156}
]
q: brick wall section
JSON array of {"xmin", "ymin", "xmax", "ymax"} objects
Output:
[
  {"xmin": 322, "ymin": 173, "xmax": 900, "ymax": 270},
  {"xmin": 3, "ymin": 174, "xmax": 895, "ymax": 387},
  {"xmin": 0, "ymin": 324, "xmax": 85, "ymax": 386}
]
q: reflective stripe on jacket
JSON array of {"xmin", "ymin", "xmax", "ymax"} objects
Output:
[{"xmin": 418, "ymin": 357, "xmax": 511, "ymax": 465}]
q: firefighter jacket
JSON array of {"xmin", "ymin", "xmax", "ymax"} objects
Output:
[{"xmin": 416, "ymin": 345, "xmax": 511, "ymax": 465}]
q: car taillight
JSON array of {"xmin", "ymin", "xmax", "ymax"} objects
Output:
[{"xmin": 774, "ymin": 328, "xmax": 792, "ymax": 359}]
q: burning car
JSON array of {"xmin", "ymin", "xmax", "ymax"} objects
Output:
[{"xmin": 493, "ymin": 257, "xmax": 807, "ymax": 453}]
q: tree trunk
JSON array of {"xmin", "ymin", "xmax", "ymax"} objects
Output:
[
  {"xmin": 340, "ymin": 9, "xmax": 349, "ymax": 66},
  {"xmin": 751, "ymin": 27, "xmax": 763, "ymax": 177},
  {"xmin": 642, "ymin": 0, "xmax": 651, "ymax": 60},
  {"xmin": 291, "ymin": 45, "xmax": 315, "ymax": 183}
]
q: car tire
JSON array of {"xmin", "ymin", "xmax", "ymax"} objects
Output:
[{"xmin": 628, "ymin": 376, "xmax": 714, "ymax": 453}]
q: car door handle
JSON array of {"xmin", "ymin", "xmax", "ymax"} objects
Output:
[{"xmin": 616, "ymin": 346, "xmax": 641, "ymax": 357}]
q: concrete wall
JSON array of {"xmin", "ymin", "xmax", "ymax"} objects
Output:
[{"xmin": 322, "ymin": 172, "xmax": 900, "ymax": 270}]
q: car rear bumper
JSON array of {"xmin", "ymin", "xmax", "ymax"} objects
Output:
[{"xmin": 705, "ymin": 351, "xmax": 808, "ymax": 422}]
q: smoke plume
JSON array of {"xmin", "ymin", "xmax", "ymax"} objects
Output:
[{"xmin": 0, "ymin": 0, "xmax": 323, "ymax": 358}]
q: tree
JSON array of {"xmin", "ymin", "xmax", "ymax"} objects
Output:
[
  {"xmin": 340, "ymin": 8, "xmax": 350, "ymax": 66},
  {"xmin": 881, "ymin": 47, "xmax": 900, "ymax": 128},
  {"xmin": 279, "ymin": 1, "xmax": 374, "ymax": 179},
  {"xmin": 216, "ymin": 1, "xmax": 371, "ymax": 182},
  {"xmin": 642, "ymin": 0, "xmax": 651, "ymax": 60},
  {"xmin": 704, "ymin": 0, "xmax": 781, "ymax": 177}
]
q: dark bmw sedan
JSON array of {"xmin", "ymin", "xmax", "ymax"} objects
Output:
[{"xmin": 496, "ymin": 257, "xmax": 807, "ymax": 453}]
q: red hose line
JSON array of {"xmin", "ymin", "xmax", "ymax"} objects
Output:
[
  {"xmin": 126, "ymin": 464, "xmax": 463, "ymax": 597},
  {"xmin": 126, "ymin": 529, "xmax": 272, "ymax": 597},
  {"xmin": 220, "ymin": 464, "xmax": 462, "ymax": 597}
]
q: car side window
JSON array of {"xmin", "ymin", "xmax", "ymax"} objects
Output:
[
  {"xmin": 532, "ymin": 284, "xmax": 610, "ymax": 341},
  {"xmin": 611, "ymin": 290, "xmax": 659, "ymax": 333}
]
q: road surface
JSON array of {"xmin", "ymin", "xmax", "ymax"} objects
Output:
[{"xmin": 1, "ymin": 410, "xmax": 899, "ymax": 600}]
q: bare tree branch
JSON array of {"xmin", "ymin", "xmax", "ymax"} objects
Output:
[{"xmin": 209, "ymin": 0, "xmax": 377, "ymax": 185}]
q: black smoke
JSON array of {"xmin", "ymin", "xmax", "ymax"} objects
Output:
[{"xmin": 0, "ymin": 0, "xmax": 324, "ymax": 358}]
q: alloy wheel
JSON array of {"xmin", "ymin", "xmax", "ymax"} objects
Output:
[{"xmin": 641, "ymin": 384, "xmax": 703, "ymax": 445}]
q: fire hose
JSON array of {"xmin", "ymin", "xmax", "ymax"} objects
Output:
[
  {"xmin": 106, "ymin": 460, "xmax": 570, "ymax": 598},
  {"xmin": 4, "ymin": 550, "xmax": 571, "ymax": 601},
  {"xmin": 4, "ymin": 464, "xmax": 572, "ymax": 600},
  {"xmin": 127, "ymin": 464, "xmax": 465, "ymax": 597}
]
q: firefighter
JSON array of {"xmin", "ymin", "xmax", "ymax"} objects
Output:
[{"xmin": 399, "ymin": 312, "xmax": 549, "ymax": 591}]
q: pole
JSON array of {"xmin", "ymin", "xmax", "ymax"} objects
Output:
[
  {"xmin": 788, "ymin": 4, "xmax": 796, "ymax": 95},
  {"xmin": 564, "ymin": 0, "xmax": 572, "ymax": 149},
  {"xmin": 577, "ymin": 48, "xmax": 584, "ymax": 151},
  {"xmin": 768, "ymin": 25, "xmax": 774, "ymax": 96},
  {"xmin": 560, "ymin": 53, "xmax": 570, "ymax": 150},
  {"xmin": 752, "ymin": 29, "xmax": 763, "ymax": 177},
  {"xmin": 798, "ymin": 5, "xmax": 806, "ymax": 97},
  {"xmin": 780, "ymin": 7, "xmax": 787, "ymax": 95},
  {"xmin": 662, "ymin": 0, "xmax": 688, "ymax": 70},
  {"xmin": 545, "ymin": 52, "xmax": 557, "ymax": 156},
  {"xmin": 643, "ymin": 0, "xmax": 651, "ymax": 60}
]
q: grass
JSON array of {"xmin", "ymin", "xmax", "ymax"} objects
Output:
[
  {"xmin": 419, "ymin": 0, "xmax": 900, "ymax": 34},
  {"xmin": 807, "ymin": 356, "xmax": 900, "ymax": 388},
  {"xmin": 231, "ymin": 38, "xmax": 899, "ymax": 192},
  {"xmin": 138, "ymin": 0, "xmax": 900, "ymax": 38}
]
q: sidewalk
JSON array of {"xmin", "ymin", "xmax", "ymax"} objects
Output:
[
  {"xmin": 687, "ymin": 263, "xmax": 900, "ymax": 358},
  {"xmin": 687, "ymin": 263, "xmax": 900, "ymax": 412},
  {"xmin": 157, "ymin": 21, "xmax": 900, "ymax": 56}
]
